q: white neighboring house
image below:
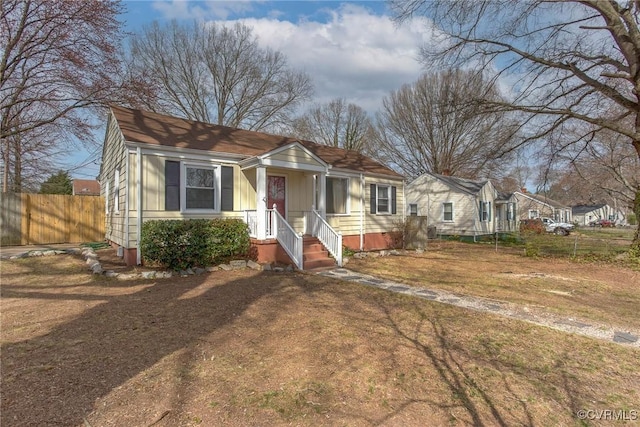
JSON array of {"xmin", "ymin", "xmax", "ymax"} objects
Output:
[
  {"xmin": 405, "ymin": 173, "xmax": 518, "ymax": 238},
  {"xmin": 572, "ymin": 204, "xmax": 627, "ymax": 226},
  {"xmin": 513, "ymin": 190, "xmax": 572, "ymax": 223}
]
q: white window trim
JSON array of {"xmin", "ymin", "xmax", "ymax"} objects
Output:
[
  {"xmin": 105, "ymin": 181, "xmax": 110, "ymax": 214},
  {"xmin": 326, "ymin": 176, "xmax": 350, "ymax": 216},
  {"xmin": 408, "ymin": 203, "xmax": 418, "ymax": 216},
  {"xmin": 507, "ymin": 202, "xmax": 515, "ymax": 221},
  {"xmin": 481, "ymin": 201, "xmax": 491, "ymax": 222},
  {"xmin": 181, "ymin": 162, "xmax": 221, "ymax": 213},
  {"xmin": 528, "ymin": 209, "xmax": 539, "ymax": 219},
  {"xmin": 443, "ymin": 202, "xmax": 454, "ymax": 222},
  {"xmin": 376, "ymin": 184, "xmax": 391, "ymax": 215},
  {"xmin": 113, "ymin": 169, "xmax": 120, "ymax": 213}
]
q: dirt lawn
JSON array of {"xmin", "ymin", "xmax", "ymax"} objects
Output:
[{"xmin": 1, "ymin": 247, "xmax": 639, "ymax": 426}]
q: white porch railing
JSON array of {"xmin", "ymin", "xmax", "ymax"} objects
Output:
[
  {"xmin": 245, "ymin": 208, "xmax": 303, "ymax": 270},
  {"xmin": 245, "ymin": 210, "xmax": 276, "ymax": 238},
  {"xmin": 273, "ymin": 209, "xmax": 303, "ymax": 270},
  {"xmin": 306, "ymin": 209, "xmax": 342, "ymax": 267}
]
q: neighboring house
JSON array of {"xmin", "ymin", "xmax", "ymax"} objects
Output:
[
  {"xmin": 99, "ymin": 106, "xmax": 405, "ymax": 268},
  {"xmin": 514, "ymin": 190, "xmax": 572, "ymax": 223},
  {"xmin": 572, "ymin": 204, "xmax": 627, "ymax": 226},
  {"xmin": 404, "ymin": 173, "xmax": 518, "ymax": 238},
  {"xmin": 72, "ymin": 179, "xmax": 100, "ymax": 196}
]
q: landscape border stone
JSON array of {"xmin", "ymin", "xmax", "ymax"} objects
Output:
[{"xmin": 3, "ymin": 246, "xmax": 285, "ymax": 280}]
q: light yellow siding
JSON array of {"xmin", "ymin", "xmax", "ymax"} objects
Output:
[
  {"xmin": 362, "ymin": 176, "xmax": 405, "ymax": 235},
  {"xmin": 268, "ymin": 146, "xmax": 324, "ymax": 169},
  {"xmin": 108, "ymin": 135, "xmax": 404, "ymax": 248},
  {"xmin": 99, "ymin": 114, "xmax": 128, "ymax": 247}
]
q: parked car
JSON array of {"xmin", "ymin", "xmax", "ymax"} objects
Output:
[
  {"xmin": 589, "ymin": 219, "xmax": 615, "ymax": 228},
  {"xmin": 540, "ymin": 217, "xmax": 575, "ymax": 235}
]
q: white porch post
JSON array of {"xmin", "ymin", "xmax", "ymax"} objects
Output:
[
  {"xmin": 318, "ymin": 171, "xmax": 326, "ymax": 219},
  {"xmin": 256, "ymin": 166, "xmax": 267, "ymax": 240}
]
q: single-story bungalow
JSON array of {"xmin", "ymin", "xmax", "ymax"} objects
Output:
[
  {"xmin": 99, "ymin": 106, "xmax": 405, "ymax": 269},
  {"xmin": 513, "ymin": 190, "xmax": 572, "ymax": 223},
  {"xmin": 404, "ymin": 172, "xmax": 518, "ymax": 238}
]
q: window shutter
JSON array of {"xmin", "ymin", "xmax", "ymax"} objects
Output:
[
  {"xmin": 370, "ymin": 184, "xmax": 376, "ymax": 214},
  {"xmin": 488, "ymin": 202, "xmax": 492, "ymax": 221},
  {"xmin": 221, "ymin": 166, "xmax": 234, "ymax": 211},
  {"xmin": 391, "ymin": 186, "xmax": 397, "ymax": 214},
  {"xmin": 479, "ymin": 200, "xmax": 483, "ymax": 221},
  {"xmin": 165, "ymin": 160, "xmax": 180, "ymax": 211}
]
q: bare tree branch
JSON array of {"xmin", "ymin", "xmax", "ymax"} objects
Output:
[{"xmin": 124, "ymin": 20, "xmax": 313, "ymax": 132}]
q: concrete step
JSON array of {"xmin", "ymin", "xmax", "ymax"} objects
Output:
[
  {"xmin": 304, "ymin": 250, "xmax": 330, "ymax": 261},
  {"xmin": 304, "ymin": 257, "xmax": 336, "ymax": 270},
  {"xmin": 303, "ymin": 243, "xmax": 325, "ymax": 252},
  {"xmin": 302, "ymin": 235, "xmax": 336, "ymax": 271}
]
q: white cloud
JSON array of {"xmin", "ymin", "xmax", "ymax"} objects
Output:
[
  {"xmin": 219, "ymin": 4, "xmax": 435, "ymax": 114},
  {"xmin": 152, "ymin": 0, "xmax": 255, "ymax": 21}
]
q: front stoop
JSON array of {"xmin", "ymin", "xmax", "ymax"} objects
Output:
[{"xmin": 303, "ymin": 236, "xmax": 336, "ymax": 271}]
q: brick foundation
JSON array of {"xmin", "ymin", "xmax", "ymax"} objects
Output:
[
  {"xmin": 342, "ymin": 232, "xmax": 401, "ymax": 251},
  {"xmin": 110, "ymin": 231, "xmax": 400, "ymax": 268},
  {"xmin": 250, "ymin": 238, "xmax": 294, "ymax": 266}
]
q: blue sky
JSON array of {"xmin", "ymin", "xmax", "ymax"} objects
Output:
[{"xmin": 67, "ymin": 0, "xmax": 433, "ymax": 180}]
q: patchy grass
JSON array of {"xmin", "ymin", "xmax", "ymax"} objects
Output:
[
  {"xmin": 1, "ymin": 252, "xmax": 639, "ymax": 426},
  {"xmin": 349, "ymin": 241, "xmax": 640, "ymax": 331},
  {"xmin": 519, "ymin": 230, "xmax": 634, "ymax": 259}
]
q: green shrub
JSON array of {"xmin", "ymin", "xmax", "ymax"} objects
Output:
[
  {"xmin": 140, "ymin": 218, "xmax": 250, "ymax": 270},
  {"xmin": 207, "ymin": 218, "xmax": 251, "ymax": 262}
]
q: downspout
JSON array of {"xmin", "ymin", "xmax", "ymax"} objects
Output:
[
  {"xmin": 359, "ymin": 173, "xmax": 364, "ymax": 251},
  {"xmin": 136, "ymin": 146, "xmax": 142, "ymax": 265}
]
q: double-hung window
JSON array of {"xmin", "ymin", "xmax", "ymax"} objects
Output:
[
  {"xmin": 165, "ymin": 160, "xmax": 234, "ymax": 212},
  {"xmin": 369, "ymin": 184, "xmax": 397, "ymax": 215},
  {"xmin": 185, "ymin": 165, "xmax": 216, "ymax": 210},
  {"xmin": 507, "ymin": 202, "xmax": 515, "ymax": 221},
  {"xmin": 480, "ymin": 201, "xmax": 491, "ymax": 221},
  {"xmin": 377, "ymin": 185, "xmax": 390, "ymax": 214},
  {"xmin": 528, "ymin": 209, "xmax": 538, "ymax": 219},
  {"xmin": 326, "ymin": 177, "xmax": 349, "ymax": 215},
  {"xmin": 443, "ymin": 202, "xmax": 453, "ymax": 221}
]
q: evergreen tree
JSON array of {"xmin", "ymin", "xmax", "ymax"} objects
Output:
[{"xmin": 40, "ymin": 171, "xmax": 72, "ymax": 194}]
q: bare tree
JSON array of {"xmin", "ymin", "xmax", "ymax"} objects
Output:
[
  {"xmin": 549, "ymin": 128, "xmax": 638, "ymax": 210},
  {"xmin": 1, "ymin": 0, "xmax": 125, "ymax": 192},
  {"xmin": 126, "ymin": 20, "xmax": 313, "ymax": 131},
  {"xmin": 290, "ymin": 98, "xmax": 375, "ymax": 153},
  {"xmin": 373, "ymin": 69, "xmax": 519, "ymax": 180},
  {"xmin": 390, "ymin": 0, "xmax": 640, "ymax": 246}
]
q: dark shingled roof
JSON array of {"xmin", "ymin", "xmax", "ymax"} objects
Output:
[
  {"xmin": 110, "ymin": 106, "xmax": 403, "ymax": 178},
  {"xmin": 431, "ymin": 173, "xmax": 489, "ymax": 196},
  {"xmin": 572, "ymin": 204, "xmax": 607, "ymax": 215},
  {"xmin": 518, "ymin": 192, "xmax": 569, "ymax": 209}
]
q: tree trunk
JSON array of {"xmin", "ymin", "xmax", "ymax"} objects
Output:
[
  {"xmin": 2, "ymin": 137, "xmax": 9, "ymax": 193},
  {"xmin": 13, "ymin": 137, "xmax": 21, "ymax": 193},
  {"xmin": 632, "ymin": 139, "xmax": 640, "ymax": 251},
  {"xmin": 632, "ymin": 187, "xmax": 640, "ymax": 251}
]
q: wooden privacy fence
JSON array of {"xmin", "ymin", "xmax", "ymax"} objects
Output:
[{"xmin": 1, "ymin": 193, "xmax": 105, "ymax": 246}]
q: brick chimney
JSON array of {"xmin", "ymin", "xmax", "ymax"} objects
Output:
[
  {"xmin": 520, "ymin": 187, "xmax": 528, "ymax": 193},
  {"xmin": 442, "ymin": 169, "xmax": 451, "ymax": 176}
]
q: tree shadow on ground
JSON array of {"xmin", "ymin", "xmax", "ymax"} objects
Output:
[{"xmin": 1, "ymin": 266, "xmax": 292, "ymax": 426}]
